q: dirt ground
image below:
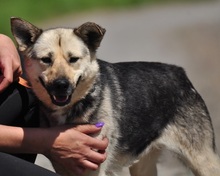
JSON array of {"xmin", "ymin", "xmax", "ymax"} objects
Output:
[{"xmin": 35, "ymin": 1, "xmax": 220, "ymax": 175}]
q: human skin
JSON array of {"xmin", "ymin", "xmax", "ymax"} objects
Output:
[
  {"xmin": 0, "ymin": 34, "xmax": 22, "ymax": 93},
  {"xmin": 0, "ymin": 124, "xmax": 108, "ymax": 174}
]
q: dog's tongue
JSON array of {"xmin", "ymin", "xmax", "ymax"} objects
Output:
[{"xmin": 53, "ymin": 95, "xmax": 69, "ymax": 103}]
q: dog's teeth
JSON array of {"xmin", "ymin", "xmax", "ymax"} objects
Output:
[{"xmin": 53, "ymin": 95, "xmax": 68, "ymax": 102}]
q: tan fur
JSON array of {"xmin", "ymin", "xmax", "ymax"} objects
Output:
[
  {"xmin": 26, "ymin": 29, "xmax": 97, "ymax": 109},
  {"xmin": 157, "ymin": 124, "xmax": 220, "ymax": 176},
  {"xmin": 11, "ymin": 18, "xmax": 220, "ymax": 176}
]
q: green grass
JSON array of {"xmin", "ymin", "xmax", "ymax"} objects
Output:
[{"xmin": 0, "ymin": 0, "xmax": 211, "ymax": 37}]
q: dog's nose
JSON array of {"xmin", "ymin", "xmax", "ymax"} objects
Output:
[{"xmin": 53, "ymin": 79, "xmax": 70, "ymax": 91}]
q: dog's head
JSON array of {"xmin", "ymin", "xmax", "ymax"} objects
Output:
[{"xmin": 11, "ymin": 17, "xmax": 105, "ymax": 108}]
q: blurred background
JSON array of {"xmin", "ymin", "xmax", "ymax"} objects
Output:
[{"xmin": 1, "ymin": 0, "xmax": 220, "ymax": 175}]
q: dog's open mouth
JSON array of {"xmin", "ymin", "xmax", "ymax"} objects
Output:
[
  {"xmin": 53, "ymin": 95, "xmax": 70, "ymax": 103},
  {"xmin": 39, "ymin": 77, "xmax": 79, "ymax": 106},
  {"xmin": 51, "ymin": 94, "xmax": 72, "ymax": 106}
]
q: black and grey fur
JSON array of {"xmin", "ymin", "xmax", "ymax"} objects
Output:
[{"xmin": 11, "ymin": 17, "xmax": 220, "ymax": 176}]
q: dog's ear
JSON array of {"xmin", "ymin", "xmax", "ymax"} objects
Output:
[
  {"xmin": 74, "ymin": 22, "xmax": 106, "ymax": 52},
  {"xmin": 11, "ymin": 17, "xmax": 42, "ymax": 51}
]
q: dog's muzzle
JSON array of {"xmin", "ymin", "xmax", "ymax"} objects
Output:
[{"xmin": 46, "ymin": 78, "xmax": 73, "ymax": 106}]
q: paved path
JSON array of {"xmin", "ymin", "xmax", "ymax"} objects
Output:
[{"xmin": 35, "ymin": 1, "xmax": 220, "ymax": 175}]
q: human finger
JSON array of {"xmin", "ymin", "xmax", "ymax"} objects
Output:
[
  {"xmin": 0, "ymin": 67, "xmax": 22, "ymax": 93},
  {"xmin": 74, "ymin": 122, "xmax": 105, "ymax": 135},
  {"xmin": 81, "ymin": 159, "xmax": 99, "ymax": 171},
  {"xmin": 13, "ymin": 66, "xmax": 22, "ymax": 81},
  {"xmin": 1, "ymin": 61, "xmax": 13, "ymax": 84},
  {"xmin": 86, "ymin": 148, "xmax": 107, "ymax": 164},
  {"xmin": 0, "ymin": 69, "xmax": 11, "ymax": 93},
  {"xmin": 86, "ymin": 137, "xmax": 108, "ymax": 151}
]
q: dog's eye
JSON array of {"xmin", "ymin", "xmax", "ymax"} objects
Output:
[
  {"xmin": 69, "ymin": 57, "xmax": 79, "ymax": 63},
  {"xmin": 41, "ymin": 57, "xmax": 52, "ymax": 64}
]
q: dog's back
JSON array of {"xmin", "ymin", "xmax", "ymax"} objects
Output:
[
  {"xmin": 11, "ymin": 18, "xmax": 220, "ymax": 176},
  {"xmin": 98, "ymin": 60, "xmax": 213, "ymax": 153}
]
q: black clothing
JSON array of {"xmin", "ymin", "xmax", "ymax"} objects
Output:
[{"xmin": 0, "ymin": 81, "xmax": 59, "ymax": 175}]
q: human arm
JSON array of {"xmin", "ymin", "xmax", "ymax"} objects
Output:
[
  {"xmin": 0, "ymin": 124, "xmax": 108, "ymax": 174},
  {"xmin": 0, "ymin": 34, "xmax": 22, "ymax": 92}
]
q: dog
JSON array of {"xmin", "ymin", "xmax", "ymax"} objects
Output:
[{"xmin": 11, "ymin": 17, "xmax": 220, "ymax": 176}]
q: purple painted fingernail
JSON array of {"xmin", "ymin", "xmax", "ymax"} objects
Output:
[{"xmin": 95, "ymin": 122, "xmax": 105, "ymax": 128}]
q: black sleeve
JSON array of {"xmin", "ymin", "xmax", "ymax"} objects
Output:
[
  {"xmin": 0, "ymin": 81, "xmax": 39, "ymax": 126},
  {"xmin": 0, "ymin": 81, "xmax": 39, "ymax": 163}
]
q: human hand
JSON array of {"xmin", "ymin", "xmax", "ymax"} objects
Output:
[
  {"xmin": 43, "ymin": 124, "xmax": 108, "ymax": 174},
  {"xmin": 0, "ymin": 34, "xmax": 22, "ymax": 92}
]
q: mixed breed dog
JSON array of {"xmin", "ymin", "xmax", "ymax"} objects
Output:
[{"xmin": 11, "ymin": 17, "xmax": 220, "ymax": 176}]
